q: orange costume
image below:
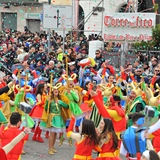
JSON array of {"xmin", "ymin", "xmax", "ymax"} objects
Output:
[
  {"xmin": 92, "ymin": 94, "xmax": 126, "ymax": 156},
  {"xmin": 0, "ymin": 126, "xmax": 28, "ymax": 160},
  {"xmin": 0, "ymin": 81, "xmax": 6, "ymax": 108},
  {"xmin": 29, "ymin": 93, "xmax": 47, "ymax": 143},
  {"xmin": 29, "ymin": 93, "xmax": 47, "ymax": 119},
  {"xmin": 67, "ymin": 118, "xmax": 101, "ymax": 160},
  {"xmin": 152, "ymin": 128, "xmax": 160, "ymax": 152},
  {"xmin": 96, "ymin": 133, "xmax": 121, "ymax": 160},
  {"xmin": 80, "ymin": 91, "xmax": 92, "ymax": 113}
]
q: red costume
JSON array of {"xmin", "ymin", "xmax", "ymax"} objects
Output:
[
  {"xmin": 120, "ymin": 71, "xmax": 135, "ymax": 82},
  {"xmin": 92, "ymin": 93, "xmax": 126, "ymax": 156},
  {"xmin": 67, "ymin": 118, "xmax": 101, "ymax": 160},
  {"xmin": 152, "ymin": 129, "xmax": 160, "ymax": 152},
  {"xmin": 30, "ymin": 93, "xmax": 46, "ymax": 143},
  {"xmin": 0, "ymin": 148, "xmax": 7, "ymax": 160},
  {"xmin": 29, "ymin": 93, "xmax": 47, "ymax": 119},
  {"xmin": 0, "ymin": 81, "xmax": 7, "ymax": 108},
  {"xmin": 96, "ymin": 134, "xmax": 121, "ymax": 160},
  {"xmin": 92, "ymin": 94, "xmax": 126, "ymax": 133},
  {"xmin": 80, "ymin": 91, "xmax": 92, "ymax": 113},
  {"xmin": 0, "ymin": 126, "xmax": 28, "ymax": 160}
]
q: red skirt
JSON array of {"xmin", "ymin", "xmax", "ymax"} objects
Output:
[
  {"xmin": 29, "ymin": 104, "xmax": 44, "ymax": 119},
  {"xmin": 80, "ymin": 102, "xmax": 92, "ymax": 113},
  {"xmin": 72, "ymin": 159, "xmax": 94, "ymax": 160},
  {"xmin": 95, "ymin": 157, "xmax": 121, "ymax": 160}
]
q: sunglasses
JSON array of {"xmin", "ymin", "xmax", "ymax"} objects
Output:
[
  {"xmin": 155, "ymin": 70, "xmax": 160, "ymax": 72},
  {"xmin": 137, "ymin": 70, "xmax": 142, "ymax": 72},
  {"xmin": 95, "ymin": 52, "xmax": 100, "ymax": 54}
]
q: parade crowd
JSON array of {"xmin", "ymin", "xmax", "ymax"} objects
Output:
[{"xmin": 0, "ymin": 28, "xmax": 160, "ymax": 160}]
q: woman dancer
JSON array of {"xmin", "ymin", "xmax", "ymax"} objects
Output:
[
  {"xmin": 30, "ymin": 83, "xmax": 47, "ymax": 143},
  {"xmin": 67, "ymin": 117, "xmax": 101, "ymax": 159},
  {"xmin": 40, "ymin": 84, "xmax": 69, "ymax": 155},
  {"xmin": 96, "ymin": 118, "xmax": 121, "ymax": 160}
]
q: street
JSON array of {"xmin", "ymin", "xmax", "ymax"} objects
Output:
[{"xmin": 22, "ymin": 132, "xmax": 127, "ymax": 160}]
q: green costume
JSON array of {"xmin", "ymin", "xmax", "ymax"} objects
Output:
[
  {"xmin": 126, "ymin": 96, "xmax": 146, "ymax": 127},
  {"xmin": 64, "ymin": 90, "xmax": 82, "ymax": 116},
  {"xmin": 15, "ymin": 91, "xmax": 35, "ymax": 128},
  {"xmin": 0, "ymin": 110, "xmax": 7, "ymax": 124},
  {"xmin": 40, "ymin": 100, "xmax": 68, "ymax": 129}
]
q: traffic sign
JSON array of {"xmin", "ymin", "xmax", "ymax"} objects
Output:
[{"xmin": 43, "ymin": 4, "xmax": 72, "ymax": 29}]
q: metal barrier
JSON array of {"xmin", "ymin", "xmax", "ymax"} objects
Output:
[{"xmin": 103, "ymin": 51, "xmax": 137, "ymax": 69}]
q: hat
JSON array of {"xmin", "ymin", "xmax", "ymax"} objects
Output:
[
  {"xmin": 68, "ymin": 62, "xmax": 75, "ymax": 66},
  {"xmin": 131, "ymin": 113, "xmax": 145, "ymax": 123},
  {"xmin": 128, "ymin": 81, "xmax": 142, "ymax": 96},
  {"xmin": 62, "ymin": 73, "xmax": 77, "ymax": 81},
  {"xmin": 47, "ymin": 83, "xmax": 62, "ymax": 91}
]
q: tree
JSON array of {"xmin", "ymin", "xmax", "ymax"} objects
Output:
[{"xmin": 152, "ymin": 24, "xmax": 160, "ymax": 48}]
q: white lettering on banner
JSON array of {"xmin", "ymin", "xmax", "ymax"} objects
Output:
[
  {"xmin": 104, "ymin": 16, "xmax": 153, "ymax": 28},
  {"xmin": 104, "ymin": 34, "xmax": 152, "ymax": 41}
]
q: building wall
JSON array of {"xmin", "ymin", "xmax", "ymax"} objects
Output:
[
  {"xmin": 0, "ymin": 5, "xmax": 42, "ymax": 31},
  {"xmin": 0, "ymin": 0, "xmax": 128, "ymax": 35},
  {"xmin": 79, "ymin": 0, "xmax": 127, "ymax": 36}
]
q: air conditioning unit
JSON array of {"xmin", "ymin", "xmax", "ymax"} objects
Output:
[{"xmin": 38, "ymin": 0, "xmax": 48, "ymax": 3}]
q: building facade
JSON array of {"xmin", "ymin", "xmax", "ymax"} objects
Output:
[
  {"xmin": 0, "ymin": 0, "xmax": 42, "ymax": 32},
  {"xmin": 0, "ymin": 0, "xmax": 159, "ymax": 34}
]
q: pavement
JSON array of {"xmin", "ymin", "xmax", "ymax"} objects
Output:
[{"xmin": 22, "ymin": 132, "xmax": 127, "ymax": 160}]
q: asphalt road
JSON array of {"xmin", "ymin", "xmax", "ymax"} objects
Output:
[{"xmin": 22, "ymin": 132, "xmax": 127, "ymax": 160}]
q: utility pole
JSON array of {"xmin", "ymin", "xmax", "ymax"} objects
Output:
[{"xmin": 47, "ymin": 0, "xmax": 51, "ymax": 54}]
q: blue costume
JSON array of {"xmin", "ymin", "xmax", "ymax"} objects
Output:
[{"xmin": 121, "ymin": 117, "xmax": 146, "ymax": 160}]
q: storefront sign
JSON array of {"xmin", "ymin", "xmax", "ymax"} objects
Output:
[
  {"xmin": 103, "ymin": 13, "xmax": 156, "ymax": 42},
  {"xmin": 25, "ymin": 13, "xmax": 41, "ymax": 20}
]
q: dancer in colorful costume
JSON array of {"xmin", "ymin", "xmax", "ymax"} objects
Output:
[
  {"xmin": 59, "ymin": 73, "xmax": 83, "ymax": 146},
  {"xmin": 40, "ymin": 83, "xmax": 69, "ymax": 155},
  {"xmin": 0, "ymin": 127, "xmax": 30, "ymax": 160},
  {"xmin": 30, "ymin": 83, "xmax": 47, "ymax": 143},
  {"xmin": 120, "ymin": 113, "xmax": 160, "ymax": 160},
  {"xmin": 90, "ymin": 89, "xmax": 126, "ymax": 156},
  {"xmin": 67, "ymin": 117, "xmax": 101, "ymax": 160},
  {"xmin": 124, "ymin": 82, "xmax": 146, "ymax": 126},
  {"xmin": 0, "ymin": 112, "xmax": 28, "ymax": 160},
  {"xmin": 90, "ymin": 83, "xmax": 114, "ymax": 128},
  {"xmin": 96, "ymin": 118, "xmax": 121, "ymax": 160}
]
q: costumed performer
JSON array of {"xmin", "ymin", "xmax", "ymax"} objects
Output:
[
  {"xmin": 120, "ymin": 113, "xmax": 160, "ymax": 160},
  {"xmin": 0, "ymin": 127, "xmax": 30, "ymax": 160},
  {"xmin": 59, "ymin": 74, "xmax": 83, "ymax": 146},
  {"xmin": 0, "ymin": 112, "xmax": 29, "ymax": 160},
  {"xmin": 67, "ymin": 117, "xmax": 101, "ymax": 160},
  {"xmin": 124, "ymin": 82, "xmax": 146, "ymax": 126},
  {"xmin": 96, "ymin": 118, "xmax": 121, "ymax": 160},
  {"xmin": 40, "ymin": 83, "xmax": 69, "ymax": 155},
  {"xmin": 80, "ymin": 81, "xmax": 93, "ymax": 118},
  {"xmin": 90, "ymin": 90, "xmax": 126, "ymax": 157},
  {"xmin": 90, "ymin": 83, "xmax": 114, "ymax": 128},
  {"xmin": 30, "ymin": 83, "xmax": 47, "ymax": 143},
  {"xmin": 0, "ymin": 81, "xmax": 16, "ymax": 125}
]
